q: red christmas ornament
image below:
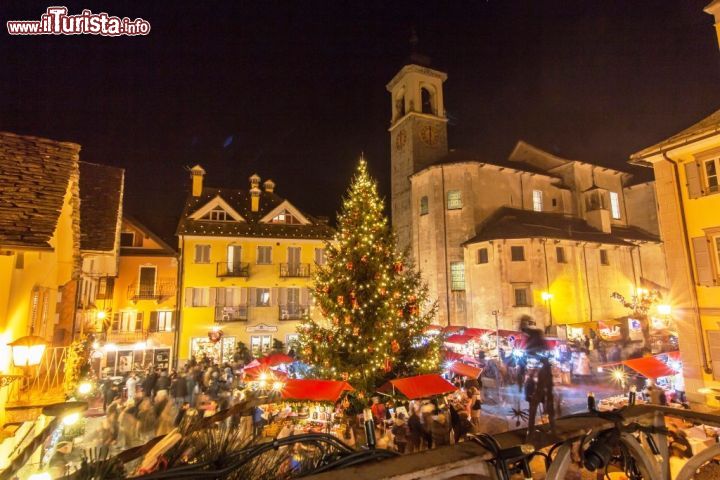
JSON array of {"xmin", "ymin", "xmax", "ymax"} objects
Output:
[
  {"xmin": 337, "ymin": 295, "xmax": 344, "ymax": 305},
  {"xmin": 346, "ymin": 262, "xmax": 354, "ymax": 270},
  {"xmin": 391, "ymin": 340, "xmax": 400, "ymax": 353},
  {"xmin": 352, "ymin": 299, "xmax": 359, "ymax": 310},
  {"xmin": 344, "ymin": 315, "xmax": 352, "ymax": 325},
  {"xmin": 332, "ymin": 316, "xmax": 339, "ymax": 326},
  {"xmin": 393, "ymin": 262, "xmax": 404, "ymax": 273},
  {"xmin": 384, "ymin": 358, "xmax": 392, "ymax": 372},
  {"xmin": 361, "ymin": 255, "xmax": 368, "ymax": 263},
  {"xmin": 353, "ymin": 326, "xmax": 360, "ymax": 336}
]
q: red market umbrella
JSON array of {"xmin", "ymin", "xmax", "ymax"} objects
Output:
[
  {"xmin": 622, "ymin": 356, "xmax": 678, "ymax": 379},
  {"xmin": 447, "ymin": 362, "xmax": 482, "ymax": 379},
  {"xmin": 259, "ymin": 353, "xmax": 294, "ymax": 366},
  {"xmin": 378, "ymin": 374, "xmax": 457, "ymax": 400},
  {"xmin": 445, "ymin": 334, "xmax": 475, "ymax": 345},
  {"xmin": 280, "ymin": 379, "xmax": 354, "ymax": 402}
]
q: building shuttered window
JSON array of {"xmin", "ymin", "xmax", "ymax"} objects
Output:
[{"xmin": 692, "ymin": 236, "xmax": 715, "ymax": 286}]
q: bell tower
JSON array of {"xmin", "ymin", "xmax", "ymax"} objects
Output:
[{"xmin": 387, "ymin": 35, "xmax": 448, "ymax": 254}]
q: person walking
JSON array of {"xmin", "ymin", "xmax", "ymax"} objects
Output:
[
  {"xmin": 431, "ymin": 413, "xmax": 451, "ymax": 447},
  {"xmin": 391, "ymin": 414, "xmax": 409, "ymax": 453},
  {"xmin": 155, "ymin": 370, "xmax": 171, "ymax": 399},
  {"xmin": 469, "ymin": 387, "xmax": 483, "ymax": 432},
  {"xmin": 126, "ymin": 372, "xmax": 138, "ymax": 401},
  {"xmin": 142, "ymin": 367, "xmax": 157, "ymax": 399},
  {"xmin": 407, "ymin": 408, "xmax": 423, "ymax": 453},
  {"xmin": 420, "ymin": 401, "xmax": 435, "ymax": 450}
]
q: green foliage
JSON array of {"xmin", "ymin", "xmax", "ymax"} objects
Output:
[
  {"xmin": 63, "ymin": 336, "xmax": 92, "ymax": 395},
  {"xmin": 298, "ymin": 159, "xmax": 441, "ymax": 394}
]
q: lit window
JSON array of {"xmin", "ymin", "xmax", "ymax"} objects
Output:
[
  {"xmin": 256, "ymin": 288, "xmax": 271, "ymax": 306},
  {"xmin": 600, "ymin": 249, "xmax": 609, "ymax": 266},
  {"xmin": 511, "ymin": 246, "xmax": 525, "ymax": 261},
  {"xmin": 610, "ymin": 192, "xmax": 621, "ymax": 220},
  {"xmin": 314, "ymin": 248, "xmax": 326, "ymax": 266},
  {"xmin": 705, "ymin": 159, "xmax": 719, "ymax": 193},
  {"xmin": 251, "ymin": 335, "xmax": 272, "ymax": 356},
  {"xmin": 191, "ymin": 288, "xmax": 209, "ymax": 307},
  {"xmin": 450, "ymin": 262, "xmax": 465, "ymax": 291},
  {"xmin": 447, "ymin": 190, "xmax": 462, "ymax": 210},
  {"xmin": 270, "ymin": 209, "xmax": 301, "ymax": 224},
  {"xmin": 477, "ymin": 248, "xmax": 489, "ymax": 264},
  {"xmin": 420, "ymin": 196, "xmax": 429, "ymax": 215},
  {"xmin": 203, "ymin": 207, "xmax": 229, "ymax": 221},
  {"xmin": 119, "ymin": 311, "xmax": 138, "ymax": 332},
  {"xmin": 556, "ymin": 246, "xmax": 566, "ymax": 263},
  {"xmin": 194, "ymin": 245, "xmax": 210, "ymax": 263},
  {"xmin": 532, "ymin": 190, "xmax": 543, "ymax": 212},
  {"xmin": 157, "ymin": 311, "xmax": 173, "ymax": 332},
  {"xmin": 257, "ymin": 246, "xmax": 272, "ymax": 264},
  {"xmin": 514, "ymin": 287, "xmax": 531, "ymax": 307}
]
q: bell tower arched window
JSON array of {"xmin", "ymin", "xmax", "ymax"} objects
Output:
[{"xmin": 421, "ymin": 87, "xmax": 434, "ymax": 115}]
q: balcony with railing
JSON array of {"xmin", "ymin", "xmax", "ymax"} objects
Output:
[
  {"xmin": 279, "ymin": 304, "xmax": 309, "ymax": 320},
  {"xmin": 279, "ymin": 263, "xmax": 311, "ymax": 278},
  {"xmin": 217, "ymin": 262, "xmax": 250, "ymax": 278},
  {"xmin": 215, "ymin": 305, "xmax": 249, "ymax": 322},
  {"xmin": 105, "ymin": 329, "xmax": 148, "ymax": 343},
  {"xmin": 127, "ymin": 280, "xmax": 176, "ymax": 302}
]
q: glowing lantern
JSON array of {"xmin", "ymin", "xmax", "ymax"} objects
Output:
[{"xmin": 9, "ymin": 335, "xmax": 47, "ymax": 368}]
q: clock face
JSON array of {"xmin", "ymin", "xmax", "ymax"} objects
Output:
[
  {"xmin": 420, "ymin": 125, "xmax": 439, "ymax": 147},
  {"xmin": 395, "ymin": 130, "xmax": 407, "ymax": 151}
]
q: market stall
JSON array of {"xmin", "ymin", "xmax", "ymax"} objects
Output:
[
  {"xmin": 446, "ymin": 362, "xmax": 482, "ymax": 379},
  {"xmin": 378, "ymin": 374, "xmax": 457, "ymax": 399}
]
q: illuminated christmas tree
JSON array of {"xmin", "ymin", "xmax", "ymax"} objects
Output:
[{"xmin": 298, "ymin": 158, "xmax": 441, "ymax": 393}]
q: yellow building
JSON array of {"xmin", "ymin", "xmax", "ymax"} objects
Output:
[
  {"xmin": 0, "ymin": 132, "xmax": 81, "ymax": 425},
  {"xmin": 92, "ymin": 216, "xmax": 179, "ymax": 374},
  {"xmin": 177, "ymin": 167, "xmax": 333, "ymax": 364},
  {"xmin": 631, "ymin": 109, "xmax": 720, "ymax": 404}
]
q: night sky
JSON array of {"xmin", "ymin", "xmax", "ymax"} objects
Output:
[{"xmin": 2, "ymin": 1, "xmax": 720, "ymax": 240}]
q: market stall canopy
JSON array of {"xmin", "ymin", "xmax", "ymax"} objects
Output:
[
  {"xmin": 445, "ymin": 334, "xmax": 475, "ymax": 345},
  {"xmin": 447, "ymin": 362, "xmax": 482, "ymax": 379},
  {"xmin": 443, "ymin": 325, "xmax": 464, "ymax": 334},
  {"xmin": 280, "ymin": 379, "xmax": 353, "ymax": 402},
  {"xmin": 259, "ymin": 353, "xmax": 294, "ymax": 366},
  {"xmin": 622, "ymin": 356, "xmax": 678, "ymax": 379},
  {"xmin": 378, "ymin": 374, "xmax": 457, "ymax": 400},
  {"xmin": 463, "ymin": 328, "xmax": 488, "ymax": 337},
  {"xmin": 244, "ymin": 366, "xmax": 288, "ymax": 379},
  {"xmin": 443, "ymin": 351, "xmax": 463, "ymax": 362}
]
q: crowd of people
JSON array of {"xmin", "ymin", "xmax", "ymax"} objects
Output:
[{"xmin": 95, "ymin": 354, "xmax": 260, "ymax": 449}]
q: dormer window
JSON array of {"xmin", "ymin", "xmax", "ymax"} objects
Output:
[
  {"xmin": 203, "ymin": 207, "xmax": 229, "ymax": 222},
  {"xmin": 270, "ymin": 209, "xmax": 301, "ymax": 224}
]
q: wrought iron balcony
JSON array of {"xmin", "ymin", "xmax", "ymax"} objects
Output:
[
  {"xmin": 279, "ymin": 304, "xmax": 308, "ymax": 320},
  {"xmin": 127, "ymin": 280, "xmax": 176, "ymax": 302},
  {"xmin": 215, "ymin": 305, "xmax": 249, "ymax": 322},
  {"xmin": 217, "ymin": 261, "xmax": 250, "ymax": 278},
  {"xmin": 279, "ymin": 263, "xmax": 311, "ymax": 278}
]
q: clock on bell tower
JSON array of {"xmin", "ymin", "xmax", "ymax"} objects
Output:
[{"xmin": 387, "ymin": 58, "xmax": 449, "ymax": 255}]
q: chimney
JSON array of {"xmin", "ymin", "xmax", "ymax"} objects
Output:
[
  {"xmin": 263, "ymin": 179, "xmax": 276, "ymax": 193},
  {"xmin": 706, "ymin": 1, "xmax": 720, "ymax": 50},
  {"xmin": 249, "ymin": 173, "xmax": 261, "ymax": 212},
  {"xmin": 190, "ymin": 165, "xmax": 206, "ymax": 197}
]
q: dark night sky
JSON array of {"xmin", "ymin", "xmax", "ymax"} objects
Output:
[{"xmin": 2, "ymin": 1, "xmax": 720, "ymax": 239}]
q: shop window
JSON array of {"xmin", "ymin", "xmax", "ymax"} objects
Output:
[
  {"xmin": 251, "ymin": 335, "xmax": 272, "ymax": 356},
  {"xmin": 477, "ymin": 248, "xmax": 489, "ymax": 264},
  {"xmin": 511, "ymin": 246, "xmax": 525, "ymax": 261},
  {"xmin": 194, "ymin": 244, "xmax": 210, "ymax": 263},
  {"xmin": 450, "ymin": 262, "xmax": 465, "ymax": 291},
  {"xmin": 257, "ymin": 246, "xmax": 272, "ymax": 264},
  {"xmin": 556, "ymin": 246, "xmax": 566, "ymax": 263},
  {"xmin": 600, "ymin": 249, "xmax": 610, "ymax": 266},
  {"xmin": 447, "ymin": 190, "xmax": 462, "ymax": 210},
  {"xmin": 420, "ymin": 196, "xmax": 429, "ymax": 215}
]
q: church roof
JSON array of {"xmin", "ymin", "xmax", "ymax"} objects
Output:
[
  {"xmin": 177, "ymin": 187, "xmax": 334, "ymax": 240},
  {"xmin": 631, "ymin": 107, "xmax": 720, "ymax": 160},
  {"xmin": 0, "ymin": 132, "xmax": 80, "ymax": 249},
  {"xmin": 79, "ymin": 162, "xmax": 124, "ymax": 252},
  {"xmin": 463, "ymin": 207, "xmax": 659, "ymax": 246},
  {"xmin": 413, "ymin": 149, "xmax": 558, "ymax": 178}
]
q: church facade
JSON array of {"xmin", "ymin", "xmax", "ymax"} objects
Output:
[{"xmin": 388, "ymin": 60, "xmax": 669, "ymax": 335}]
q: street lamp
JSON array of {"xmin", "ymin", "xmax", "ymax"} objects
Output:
[
  {"xmin": 9, "ymin": 335, "xmax": 47, "ymax": 369},
  {"xmin": 657, "ymin": 304, "xmax": 672, "ymax": 316}
]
